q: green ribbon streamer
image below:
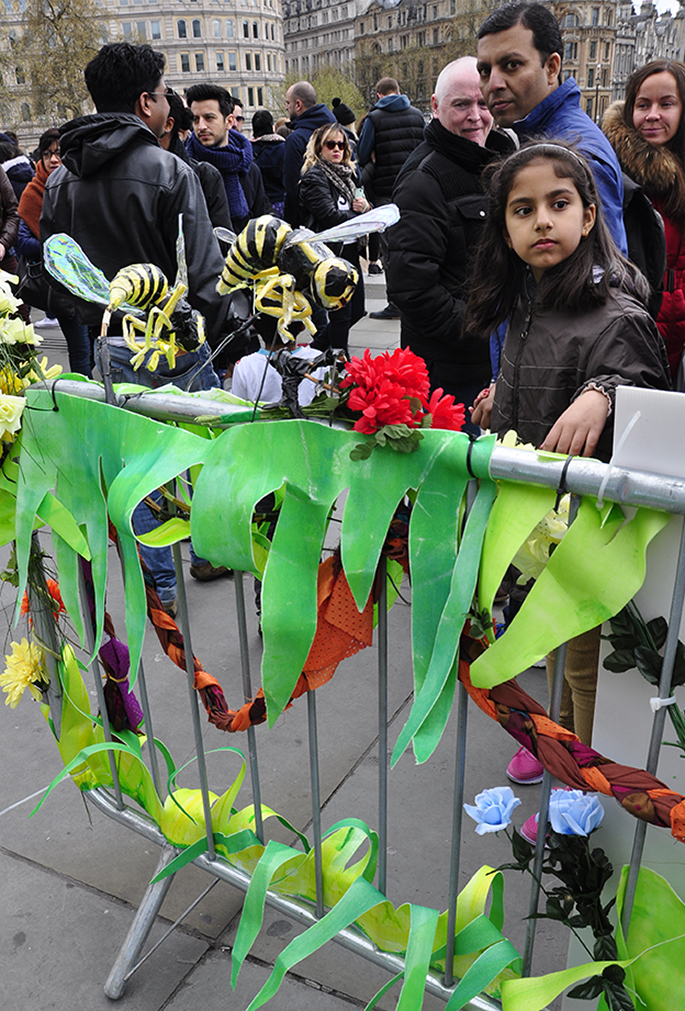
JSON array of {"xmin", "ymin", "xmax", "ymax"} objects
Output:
[
  {"xmin": 244, "ymin": 877, "xmax": 387, "ymax": 1011},
  {"xmin": 397, "ymin": 905, "xmax": 440, "ymax": 1011},
  {"xmin": 392, "ymin": 478, "xmax": 497, "ymax": 765},
  {"xmin": 471, "ymin": 499, "xmax": 669, "ymax": 688}
]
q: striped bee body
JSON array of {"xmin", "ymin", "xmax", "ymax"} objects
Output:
[
  {"xmin": 108, "ymin": 263, "xmax": 169, "ymax": 313},
  {"xmin": 278, "ymin": 230, "xmax": 357, "ymax": 311},
  {"xmin": 218, "ymin": 215, "xmax": 292, "ymax": 293}
]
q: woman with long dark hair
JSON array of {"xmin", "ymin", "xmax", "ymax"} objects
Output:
[{"xmin": 603, "ymin": 59, "xmax": 685, "ymax": 383}]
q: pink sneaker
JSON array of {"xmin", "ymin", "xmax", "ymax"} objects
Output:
[
  {"xmin": 520, "ymin": 811, "xmax": 539, "ymax": 845},
  {"xmin": 506, "ymin": 746, "xmax": 544, "ymax": 784}
]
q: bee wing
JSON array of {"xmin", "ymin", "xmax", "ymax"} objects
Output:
[
  {"xmin": 43, "ymin": 234, "xmax": 143, "ymax": 314},
  {"xmin": 214, "ymin": 226, "xmax": 238, "ymax": 248},
  {"xmin": 43, "ymin": 233, "xmax": 111, "ymax": 306},
  {"xmin": 307, "ymin": 203, "xmax": 400, "ymax": 245},
  {"xmin": 175, "ymin": 212, "xmax": 188, "ymax": 290}
]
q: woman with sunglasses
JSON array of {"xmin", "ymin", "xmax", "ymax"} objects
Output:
[{"xmin": 298, "ymin": 123, "xmax": 370, "ymax": 353}]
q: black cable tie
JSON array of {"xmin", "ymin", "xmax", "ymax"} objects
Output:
[
  {"xmin": 554, "ymin": 454, "xmax": 574, "ymax": 512},
  {"xmin": 466, "ymin": 434, "xmax": 478, "ymax": 479}
]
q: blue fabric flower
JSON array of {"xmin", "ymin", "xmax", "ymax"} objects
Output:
[
  {"xmin": 549, "ymin": 788, "xmax": 604, "ymax": 836},
  {"xmin": 464, "ymin": 786, "xmax": 521, "ymax": 835}
]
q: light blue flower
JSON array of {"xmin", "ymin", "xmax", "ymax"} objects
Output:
[
  {"xmin": 464, "ymin": 786, "xmax": 521, "ymax": 835},
  {"xmin": 549, "ymin": 789, "xmax": 604, "ymax": 836}
]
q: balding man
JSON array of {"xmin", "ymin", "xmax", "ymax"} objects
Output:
[
  {"xmin": 282, "ymin": 81, "xmax": 335, "ymax": 224},
  {"xmin": 385, "ymin": 57, "xmax": 513, "ymax": 431}
]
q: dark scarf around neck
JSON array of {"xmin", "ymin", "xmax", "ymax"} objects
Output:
[
  {"xmin": 316, "ymin": 156, "xmax": 356, "ymax": 206},
  {"xmin": 187, "ymin": 129, "xmax": 252, "ymax": 220}
]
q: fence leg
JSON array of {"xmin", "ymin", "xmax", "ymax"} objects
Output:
[{"xmin": 104, "ymin": 842, "xmax": 179, "ymax": 999}]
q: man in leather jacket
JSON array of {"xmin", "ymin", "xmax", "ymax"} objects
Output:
[
  {"xmin": 386, "ymin": 58, "xmax": 512, "ymax": 432},
  {"xmin": 41, "ymin": 42, "xmax": 241, "ymax": 377}
]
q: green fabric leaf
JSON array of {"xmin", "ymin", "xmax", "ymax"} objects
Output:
[
  {"xmin": 446, "ymin": 939, "xmax": 522, "ymax": 1010},
  {"xmin": 135, "ymin": 516, "xmax": 190, "ymax": 547},
  {"xmin": 35, "ymin": 490, "xmax": 91, "ymax": 559},
  {"xmin": 231, "ymin": 839, "xmax": 301, "ymax": 988},
  {"xmin": 471, "ymin": 501, "xmax": 669, "ymax": 688},
  {"xmin": 392, "ymin": 478, "xmax": 497, "ymax": 765},
  {"xmin": 244, "ymin": 877, "xmax": 385, "ymax": 1011},
  {"xmin": 396, "ymin": 905, "xmax": 440, "ymax": 1011}
]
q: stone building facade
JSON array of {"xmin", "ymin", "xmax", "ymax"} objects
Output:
[{"xmin": 0, "ymin": 0, "xmax": 286, "ymax": 143}]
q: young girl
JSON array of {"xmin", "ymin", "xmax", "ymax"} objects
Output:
[
  {"xmin": 468, "ymin": 142, "xmax": 670, "ymax": 765},
  {"xmin": 469, "ymin": 141, "xmax": 669, "ymax": 462}
]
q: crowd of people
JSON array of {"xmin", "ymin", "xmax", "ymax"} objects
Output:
[{"xmin": 0, "ymin": 2, "xmax": 681, "ymax": 773}]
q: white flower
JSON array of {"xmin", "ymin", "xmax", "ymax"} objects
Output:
[{"xmin": 0, "ymin": 394, "xmax": 25, "ymax": 442}]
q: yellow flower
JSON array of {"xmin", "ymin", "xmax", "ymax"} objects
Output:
[
  {"xmin": 0, "ymin": 393, "xmax": 24, "ymax": 442},
  {"xmin": 25, "ymin": 357, "xmax": 62, "ymax": 385},
  {"xmin": 0, "ymin": 366, "xmax": 27, "ymax": 395},
  {"xmin": 0, "ymin": 637, "xmax": 48, "ymax": 708},
  {"xmin": 0, "ymin": 316, "xmax": 41, "ymax": 346}
]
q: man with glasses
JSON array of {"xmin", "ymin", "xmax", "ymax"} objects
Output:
[
  {"xmin": 41, "ymin": 43, "xmax": 244, "ymax": 606},
  {"xmin": 42, "ymin": 43, "xmax": 234, "ymax": 362}
]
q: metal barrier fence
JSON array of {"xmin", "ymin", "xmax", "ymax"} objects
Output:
[{"xmin": 27, "ymin": 380, "xmax": 685, "ymax": 1009}]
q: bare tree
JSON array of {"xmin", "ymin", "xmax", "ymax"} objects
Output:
[{"xmin": 12, "ymin": 0, "xmax": 102, "ymax": 126}]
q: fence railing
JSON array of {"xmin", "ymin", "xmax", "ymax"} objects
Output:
[{"xmin": 24, "ymin": 380, "xmax": 685, "ymax": 1009}]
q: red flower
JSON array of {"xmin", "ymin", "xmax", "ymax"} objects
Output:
[
  {"xmin": 348, "ymin": 378, "xmax": 419, "ymax": 434},
  {"xmin": 342, "ymin": 348, "xmax": 431, "ymax": 435},
  {"xmin": 20, "ymin": 578, "xmax": 65, "ymax": 621},
  {"xmin": 425, "ymin": 388, "xmax": 466, "ymax": 431}
]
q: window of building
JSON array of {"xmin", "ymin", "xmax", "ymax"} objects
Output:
[
  {"xmin": 217, "ymin": 51, "xmax": 225, "ymax": 70},
  {"xmin": 562, "ymin": 13, "xmax": 578, "ymax": 27},
  {"xmin": 119, "ymin": 0, "xmax": 129, "ymax": 5},
  {"xmin": 433, "ymin": 27, "xmax": 438, "ymax": 43},
  {"xmin": 192, "ymin": 18, "xmax": 201, "ymax": 36},
  {"xmin": 373, "ymin": 12, "xmax": 377, "ymax": 29},
  {"xmin": 586, "ymin": 97, "xmax": 593, "ymax": 115},
  {"xmin": 564, "ymin": 69, "xmax": 572, "ymax": 81},
  {"xmin": 21, "ymin": 102, "xmax": 31, "ymax": 121},
  {"xmin": 16, "ymin": 66, "xmax": 26, "ymax": 84},
  {"xmin": 248, "ymin": 86, "xmax": 255, "ymax": 105},
  {"xmin": 231, "ymin": 87, "xmax": 240, "ymax": 100},
  {"xmin": 589, "ymin": 40, "xmax": 596, "ymax": 59},
  {"xmin": 180, "ymin": 52, "xmax": 191, "ymax": 72},
  {"xmin": 604, "ymin": 41, "xmax": 610, "ymax": 60},
  {"xmin": 588, "ymin": 67, "xmax": 594, "ymax": 87},
  {"xmin": 388, "ymin": 36, "xmax": 393, "ymax": 51},
  {"xmin": 121, "ymin": 21, "xmax": 132, "ymax": 36},
  {"xmin": 270, "ymin": 22, "xmax": 274, "ymax": 38},
  {"xmin": 255, "ymin": 52, "xmax": 261, "ymax": 70},
  {"xmin": 135, "ymin": 19, "xmax": 146, "ymax": 35},
  {"xmin": 177, "ymin": 19, "xmax": 187, "ymax": 37},
  {"xmin": 591, "ymin": 7, "xmax": 599, "ymax": 24},
  {"xmin": 417, "ymin": 30, "xmax": 425, "ymax": 45},
  {"xmin": 213, "ymin": 18, "xmax": 222, "ymax": 35},
  {"xmin": 243, "ymin": 19, "xmax": 249, "ymax": 35},
  {"xmin": 150, "ymin": 19, "xmax": 161, "ymax": 37},
  {"xmin": 252, "ymin": 20, "xmax": 258, "ymax": 36},
  {"xmin": 359, "ymin": 21, "xmax": 364, "ymax": 32},
  {"xmin": 228, "ymin": 51, "xmax": 237, "ymax": 69},
  {"xmin": 267, "ymin": 52, "xmax": 271, "ymax": 69},
  {"xmin": 195, "ymin": 52, "xmax": 205, "ymax": 71},
  {"xmin": 257, "ymin": 86, "xmax": 263, "ymax": 105},
  {"xmin": 564, "ymin": 40, "xmax": 577, "ymax": 61},
  {"xmin": 606, "ymin": 9, "xmax": 612, "ymax": 26},
  {"xmin": 226, "ymin": 18, "xmax": 234, "ymax": 35},
  {"xmin": 433, "ymin": 4, "xmax": 437, "ymax": 16},
  {"xmin": 246, "ymin": 52, "xmax": 252, "ymax": 69}
]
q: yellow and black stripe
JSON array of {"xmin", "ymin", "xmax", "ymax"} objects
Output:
[
  {"xmin": 108, "ymin": 264, "xmax": 169, "ymax": 312},
  {"xmin": 218, "ymin": 216, "xmax": 292, "ymax": 293}
]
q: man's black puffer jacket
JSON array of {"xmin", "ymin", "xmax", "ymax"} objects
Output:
[
  {"xmin": 386, "ymin": 119, "xmax": 512, "ymax": 386},
  {"xmin": 41, "ymin": 113, "xmax": 230, "ymax": 342}
]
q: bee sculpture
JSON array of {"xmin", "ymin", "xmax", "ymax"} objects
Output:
[
  {"xmin": 215, "ymin": 205, "xmax": 400, "ymax": 339},
  {"xmin": 107, "ymin": 263, "xmax": 204, "ymax": 372},
  {"xmin": 43, "ymin": 235, "xmax": 204, "ymax": 374}
]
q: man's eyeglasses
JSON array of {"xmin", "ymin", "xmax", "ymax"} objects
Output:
[
  {"xmin": 324, "ymin": 140, "xmax": 346, "ymax": 150},
  {"xmin": 235, "ymin": 115, "xmax": 245, "ymax": 123},
  {"xmin": 146, "ymin": 87, "xmax": 173, "ymax": 103}
]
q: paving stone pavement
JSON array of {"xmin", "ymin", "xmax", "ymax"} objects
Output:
[{"xmin": 0, "ymin": 286, "xmax": 566, "ymax": 1010}]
